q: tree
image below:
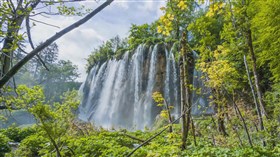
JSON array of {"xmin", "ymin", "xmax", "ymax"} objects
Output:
[
  {"xmin": 14, "ymin": 43, "xmax": 80, "ymax": 102},
  {"xmin": 251, "ymin": 0, "xmax": 280, "ymax": 83},
  {"xmin": 40, "ymin": 60, "xmax": 80, "ymax": 102},
  {"xmin": 157, "ymin": 0, "xmax": 196, "ymax": 149},
  {"xmin": 0, "ymin": 0, "xmax": 114, "ymax": 88},
  {"xmin": 0, "ymin": 85, "xmax": 80, "ymax": 156}
]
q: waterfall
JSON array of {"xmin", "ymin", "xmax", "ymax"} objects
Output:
[{"xmin": 79, "ymin": 44, "xmax": 213, "ymax": 130}]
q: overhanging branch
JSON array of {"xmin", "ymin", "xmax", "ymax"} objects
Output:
[{"xmin": 0, "ymin": 0, "xmax": 114, "ymax": 88}]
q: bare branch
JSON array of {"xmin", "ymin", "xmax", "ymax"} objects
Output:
[
  {"xmin": 16, "ymin": 0, "xmax": 24, "ymax": 9},
  {"xmin": 29, "ymin": 18, "xmax": 60, "ymax": 28},
  {"xmin": 126, "ymin": 101, "xmax": 196, "ymax": 157},
  {"xmin": 30, "ymin": 11, "xmax": 60, "ymax": 17},
  {"xmin": 120, "ymin": 132, "xmax": 145, "ymax": 143},
  {"xmin": 25, "ymin": 18, "xmax": 47, "ymax": 73},
  {"xmin": 26, "ymin": 16, "xmax": 35, "ymax": 49},
  {"xmin": 24, "ymin": 0, "xmax": 41, "ymax": 9},
  {"xmin": 40, "ymin": 0, "xmax": 86, "ymax": 4},
  {"xmin": 34, "ymin": 4, "xmax": 49, "ymax": 10},
  {"xmin": 17, "ymin": 44, "xmax": 49, "ymax": 71},
  {"xmin": 7, "ymin": 0, "xmax": 16, "ymax": 13},
  {"xmin": 0, "ymin": 52, "xmax": 13, "ymax": 59},
  {"xmin": 126, "ymin": 109, "xmax": 188, "ymax": 157}
]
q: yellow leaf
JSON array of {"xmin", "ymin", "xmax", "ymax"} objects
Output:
[
  {"xmin": 177, "ymin": 0, "xmax": 187, "ymax": 10},
  {"xmin": 160, "ymin": 7, "xmax": 166, "ymax": 11},
  {"xmin": 157, "ymin": 26, "xmax": 163, "ymax": 33}
]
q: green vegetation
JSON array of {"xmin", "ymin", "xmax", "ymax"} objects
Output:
[
  {"xmin": 0, "ymin": 0, "xmax": 279, "ymax": 156},
  {"xmin": 85, "ymin": 24, "xmax": 165, "ymax": 72},
  {"xmin": 86, "ymin": 36, "xmax": 129, "ymax": 72},
  {"xmin": 15, "ymin": 43, "xmax": 81, "ymax": 103},
  {"xmin": 0, "ymin": 123, "xmax": 279, "ymax": 156}
]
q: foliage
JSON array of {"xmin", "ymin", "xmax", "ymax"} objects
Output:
[
  {"xmin": 27, "ymin": 90, "xmax": 80, "ymax": 155},
  {"xmin": 0, "ymin": 124, "xmax": 35, "ymax": 142},
  {"xmin": 0, "ymin": 85, "xmax": 279, "ymax": 156},
  {"xmin": 152, "ymin": 92, "xmax": 173, "ymax": 119},
  {"xmin": 1, "ymin": 86, "xmax": 80, "ymax": 156},
  {"xmin": 86, "ymin": 36, "xmax": 129, "ymax": 72},
  {"xmin": 15, "ymin": 43, "xmax": 81, "ymax": 103},
  {"xmin": 14, "ymin": 133, "xmax": 48, "ymax": 157},
  {"xmin": 251, "ymin": 0, "xmax": 280, "ymax": 82},
  {"xmin": 157, "ymin": 0, "xmax": 196, "ymax": 39},
  {"xmin": 86, "ymin": 23, "xmax": 164, "ymax": 73},
  {"xmin": 0, "ymin": 0, "xmax": 92, "ymax": 81},
  {"xmin": 1, "ymin": 0, "xmax": 280, "ymax": 156},
  {"xmin": 0, "ymin": 133, "xmax": 11, "ymax": 156},
  {"xmin": 128, "ymin": 23, "xmax": 163, "ymax": 50}
]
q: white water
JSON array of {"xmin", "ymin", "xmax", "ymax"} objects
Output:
[{"xmin": 79, "ymin": 44, "xmax": 213, "ymax": 130}]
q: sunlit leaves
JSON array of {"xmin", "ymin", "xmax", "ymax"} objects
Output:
[
  {"xmin": 152, "ymin": 92, "xmax": 174, "ymax": 119},
  {"xmin": 251, "ymin": 0, "xmax": 280, "ymax": 82},
  {"xmin": 152, "ymin": 92, "xmax": 165, "ymax": 103},
  {"xmin": 160, "ymin": 110, "xmax": 169, "ymax": 119},
  {"xmin": 157, "ymin": 13, "xmax": 174, "ymax": 36},
  {"xmin": 157, "ymin": 0, "xmax": 192, "ymax": 37},
  {"xmin": 199, "ymin": 46, "xmax": 239, "ymax": 90},
  {"xmin": 177, "ymin": 0, "xmax": 187, "ymax": 10},
  {"xmin": 206, "ymin": 2, "xmax": 224, "ymax": 17}
]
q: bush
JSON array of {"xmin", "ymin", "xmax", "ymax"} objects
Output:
[
  {"xmin": 0, "ymin": 133, "xmax": 11, "ymax": 157},
  {"xmin": 15, "ymin": 134, "xmax": 48, "ymax": 157},
  {"xmin": 0, "ymin": 125, "xmax": 36, "ymax": 143}
]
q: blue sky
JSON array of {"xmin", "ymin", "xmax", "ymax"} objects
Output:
[{"xmin": 30, "ymin": 0, "xmax": 166, "ymax": 81}]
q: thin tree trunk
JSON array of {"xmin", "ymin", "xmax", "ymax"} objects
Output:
[
  {"xmin": 183, "ymin": 51, "xmax": 192, "ymax": 145},
  {"xmin": 224, "ymin": 89, "xmax": 253, "ymax": 147},
  {"xmin": 164, "ymin": 99, "xmax": 173, "ymax": 133},
  {"xmin": 210, "ymin": 116, "xmax": 217, "ymax": 146},
  {"xmin": 127, "ymin": 111, "xmax": 188, "ymax": 157},
  {"xmin": 180, "ymin": 55, "xmax": 187, "ymax": 149},
  {"xmin": 180, "ymin": 32, "xmax": 193, "ymax": 149},
  {"xmin": 0, "ymin": 0, "xmax": 114, "ymax": 88},
  {"xmin": 226, "ymin": 112, "xmax": 244, "ymax": 147},
  {"xmin": 40, "ymin": 121, "xmax": 61, "ymax": 157},
  {"xmin": 217, "ymin": 93, "xmax": 228, "ymax": 136},
  {"xmin": 246, "ymin": 29, "xmax": 267, "ymax": 118},
  {"xmin": 244, "ymin": 55, "xmax": 266, "ymax": 146},
  {"xmin": 191, "ymin": 117, "xmax": 197, "ymax": 146},
  {"xmin": 233, "ymin": 102, "xmax": 253, "ymax": 147}
]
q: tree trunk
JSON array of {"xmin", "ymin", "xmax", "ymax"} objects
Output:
[
  {"xmin": 180, "ymin": 55, "xmax": 187, "ymax": 149},
  {"xmin": 1, "ymin": 16, "xmax": 25, "ymax": 77},
  {"xmin": 0, "ymin": 0, "xmax": 41, "ymax": 77},
  {"xmin": 246, "ymin": 29, "xmax": 267, "ymax": 118},
  {"xmin": 191, "ymin": 117, "xmax": 197, "ymax": 146},
  {"xmin": 224, "ymin": 89, "xmax": 253, "ymax": 147},
  {"xmin": 164, "ymin": 100, "xmax": 173, "ymax": 133},
  {"xmin": 216, "ymin": 92, "xmax": 228, "ymax": 136},
  {"xmin": 180, "ymin": 32, "xmax": 193, "ymax": 149},
  {"xmin": 244, "ymin": 55, "xmax": 266, "ymax": 146}
]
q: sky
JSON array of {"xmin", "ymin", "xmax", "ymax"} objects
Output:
[{"xmin": 30, "ymin": 0, "xmax": 166, "ymax": 82}]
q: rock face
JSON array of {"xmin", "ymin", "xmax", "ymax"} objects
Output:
[{"xmin": 78, "ymin": 44, "xmax": 214, "ymax": 130}]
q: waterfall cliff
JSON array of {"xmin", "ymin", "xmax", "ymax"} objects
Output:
[{"xmin": 79, "ymin": 44, "xmax": 213, "ymax": 130}]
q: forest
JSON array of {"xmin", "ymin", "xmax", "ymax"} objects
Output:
[{"xmin": 0, "ymin": 0, "xmax": 280, "ymax": 156}]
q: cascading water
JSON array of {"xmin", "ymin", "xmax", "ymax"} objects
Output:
[{"xmin": 79, "ymin": 44, "xmax": 213, "ymax": 130}]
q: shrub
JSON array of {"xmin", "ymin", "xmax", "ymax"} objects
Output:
[{"xmin": 0, "ymin": 133, "xmax": 11, "ymax": 157}]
